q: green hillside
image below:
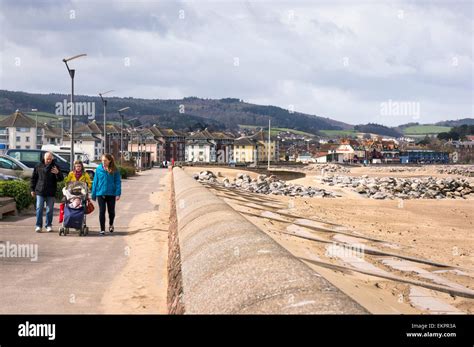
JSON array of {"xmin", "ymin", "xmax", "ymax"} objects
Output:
[{"xmin": 403, "ymin": 125, "xmax": 451, "ymax": 135}]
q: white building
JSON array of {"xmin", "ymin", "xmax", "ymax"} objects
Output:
[
  {"xmin": 43, "ymin": 123, "xmax": 63, "ymax": 146},
  {"xmin": 185, "ymin": 130, "xmax": 216, "ymax": 162},
  {"xmin": 335, "ymin": 144, "xmax": 355, "ymax": 163},
  {"xmin": 297, "ymin": 152, "xmax": 314, "ymax": 163},
  {"xmin": 0, "ymin": 111, "xmax": 44, "ymax": 150},
  {"xmin": 62, "ymin": 122, "xmax": 104, "ymax": 161}
]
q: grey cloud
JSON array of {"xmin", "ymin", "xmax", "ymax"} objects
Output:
[{"xmin": 0, "ymin": 0, "xmax": 472, "ymax": 125}]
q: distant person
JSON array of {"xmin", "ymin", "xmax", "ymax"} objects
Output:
[
  {"xmin": 30, "ymin": 152, "xmax": 64, "ymax": 233},
  {"xmin": 64, "ymin": 160, "xmax": 92, "ymax": 190},
  {"xmin": 91, "ymin": 154, "xmax": 121, "ymax": 236}
]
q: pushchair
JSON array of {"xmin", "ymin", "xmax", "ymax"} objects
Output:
[{"xmin": 59, "ymin": 181, "xmax": 90, "ymax": 236}]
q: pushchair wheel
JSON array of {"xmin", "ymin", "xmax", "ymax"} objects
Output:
[
  {"xmin": 79, "ymin": 226, "xmax": 84, "ymax": 236},
  {"xmin": 59, "ymin": 227, "xmax": 65, "ymax": 236},
  {"xmin": 65, "ymin": 228, "xmax": 69, "ymax": 235},
  {"xmin": 84, "ymin": 226, "xmax": 89, "ymax": 236}
]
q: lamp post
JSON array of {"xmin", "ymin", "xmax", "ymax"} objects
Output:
[
  {"xmin": 62, "ymin": 53, "xmax": 87, "ymax": 170},
  {"xmin": 138, "ymin": 131, "xmax": 142, "ymax": 170},
  {"xmin": 118, "ymin": 107, "xmax": 130, "ymax": 165},
  {"xmin": 125, "ymin": 117, "xmax": 138, "ymax": 163},
  {"xmin": 31, "ymin": 108, "xmax": 39, "ymax": 149},
  {"xmin": 130, "ymin": 125, "xmax": 145, "ymax": 169},
  {"xmin": 58, "ymin": 117, "xmax": 64, "ymax": 145},
  {"xmin": 267, "ymin": 118, "xmax": 271, "ymax": 170},
  {"xmin": 98, "ymin": 90, "xmax": 114, "ymax": 155}
]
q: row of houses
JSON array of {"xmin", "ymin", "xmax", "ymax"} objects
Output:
[
  {"xmin": 0, "ymin": 111, "xmax": 279, "ymax": 166},
  {"xmin": 296, "ymin": 138, "xmax": 449, "ymax": 164},
  {"xmin": 2, "ymin": 111, "xmax": 456, "ymax": 166}
]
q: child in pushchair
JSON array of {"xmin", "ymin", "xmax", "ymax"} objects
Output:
[{"xmin": 59, "ymin": 181, "xmax": 90, "ymax": 236}]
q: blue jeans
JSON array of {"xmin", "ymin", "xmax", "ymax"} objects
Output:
[{"xmin": 35, "ymin": 195, "xmax": 55, "ymax": 228}]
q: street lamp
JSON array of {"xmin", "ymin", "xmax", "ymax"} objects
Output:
[
  {"xmin": 131, "ymin": 125, "xmax": 145, "ymax": 170},
  {"xmin": 98, "ymin": 90, "xmax": 114, "ymax": 155},
  {"xmin": 124, "ymin": 118, "xmax": 138, "ymax": 164},
  {"xmin": 62, "ymin": 53, "xmax": 87, "ymax": 170},
  {"xmin": 31, "ymin": 108, "xmax": 39, "ymax": 149},
  {"xmin": 118, "ymin": 107, "xmax": 130, "ymax": 164},
  {"xmin": 57, "ymin": 117, "xmax": 64, "ymax": 145},
  {"xmin": 267, "ymin": 118, "xmax": 271, "ymax": 170}
]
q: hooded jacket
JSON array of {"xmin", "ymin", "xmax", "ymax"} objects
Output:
[{"xmin": 91, "ymin": 164, "xmax": 121, "ymax": 199}]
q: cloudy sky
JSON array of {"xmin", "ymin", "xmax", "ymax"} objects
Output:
[{"xmin": 0, "ymin": 0, "xmax": 472, "ymax": 126}]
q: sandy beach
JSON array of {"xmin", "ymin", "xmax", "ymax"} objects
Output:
[{"xmin": 184, "ymin": 165, "xmax": 474, "ymax": 314}]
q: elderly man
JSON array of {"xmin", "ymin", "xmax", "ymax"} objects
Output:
[{"xmin": 30, "ymin": 152, "xmax": 64, "ymax": 232}]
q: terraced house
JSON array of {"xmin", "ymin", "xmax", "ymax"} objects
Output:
[
  {"xmin": 62, "ymin": 121, "xmax": 105, "ymax": 161},
  {"xmin": 233, "ymin": 137, "xmax": 257, "ymax": 163},
  {"xmin": 185, "ymin": 129, "xmax": 235, "ymax": 163}
]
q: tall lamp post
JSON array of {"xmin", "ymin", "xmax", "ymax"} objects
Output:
[
  {"xmin": 267, "ymin": 118, "xmax": 271, "ymax": 170},
  {"xmin": 118, "ymin": 107, "xmax": 130, "ymax": 164},
  {"xmin": 132, "ymin": 125, "xmax": 145, "ymax": 170},
  {"xmin": 62, "ymin": 53, "xmax": 87, "ymax": 170},
  {"xmin": 31, "ymin": 108, "xmax": 39, "ymax": 149},
  {"xmin": 58, "ymin": 117, "xmax": 64, "ymax": 145},
  {"xmin": 98, "ymin": 90, "xmax": 114, "ymax": 155},
  {"xmin": 125, "ymin": 117, "xmax": 138, "ymax": 163}
]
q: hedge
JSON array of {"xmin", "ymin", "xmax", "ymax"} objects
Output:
[
  {"xmin": 117, "ymin": 165, "xmax": 136, "ymax": 179},
  {"xmin": 0, "ymin": 180, "xmax": 35, "ymax": 211},
  {"xmin": 56, "ymin": 181, "xmax": 66, "ymax": 201}
]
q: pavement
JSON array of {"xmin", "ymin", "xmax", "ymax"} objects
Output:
[{"xmin": 0, "ymin": 168, "xmax": 167, "ymax": 313}]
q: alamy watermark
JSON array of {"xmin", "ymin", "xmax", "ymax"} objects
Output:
[
  {"xmin": 55, "ymin": 99, "xmax": 96, "ymax": 120},
  {"xmin": 0, "ymin": 241, "xmax": 38, "ymax": 261},
  {"xmin": 18, "ymin": 321, "xmax": 55, "ymax": 341},
  {"xmin": 380, "ymin": 99, "xmax": 420, "ymax": 119},
  {"xmin": 325, "ymin": 243, "xmax": 365, "ymax": 260}
]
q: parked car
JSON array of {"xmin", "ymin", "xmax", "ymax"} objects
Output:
[
  {"xmin": 0, "ymin": 154, "xmax": 33, "ymax": 179},
  {"xmin": 6, "ymin": 149, "xmax": 70, "ymax": 175},
  {"xmin": 0, "ymin": 172, "xmax": 22, "ymax": 181}
]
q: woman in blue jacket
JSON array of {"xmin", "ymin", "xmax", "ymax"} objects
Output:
[{"xmin": 91, "ymin": 153, "xmax": 121, "ymax": 235}]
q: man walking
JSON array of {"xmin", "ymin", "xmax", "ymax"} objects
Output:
[{"xmin": 30, "ymin": 152, "xmax": 64, "ymax": 232}]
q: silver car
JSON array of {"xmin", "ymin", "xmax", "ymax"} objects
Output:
[{"xmin": 0, "ymin": 154, "xmax": 33, "ymax": 179}]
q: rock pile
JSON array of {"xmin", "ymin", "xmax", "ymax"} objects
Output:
[
  {"xmin": 193, "ymin": 171, "xmax": 338, "ymax": 198},
  {"xmin": 305, "ymin": 163, "xmax": 351, "ymax": 174},
  {"xmin": 369, "ymin": 167, "xmax": 422, "ymax": 173},
  {"xmin": 192, "ymin": 170, "xmax": 218, "ymax": 183},
  {"xmin": 436, "ymin": 166, "xmax": 474, "ymax": 177},
  {"xmin": 320, "ymin": 175, "xmax": 473, "ymax": 199}
]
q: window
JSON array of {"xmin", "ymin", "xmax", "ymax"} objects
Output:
[
  {"xmin": 0, "ymin": 157, "xmax": 14, "ymax": 169},
  {"xmin": 16, "ymin": 128, "xmax": 30, "ymax": 132},
  {"xmin": 16, "ymin": 136, "xmax": 21, "ymax": 142},
  {"xmin": 26, "ymin": 136, "xmax": 30, "ymax": 142},
  {"xmin": 26, "ymin": 145, "xmax": 30, "ymax": 149}
]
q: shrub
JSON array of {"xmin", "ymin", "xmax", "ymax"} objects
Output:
[
  {"xmin": 117, "ymin": 165, "xmax": 135, "ymax": 179},
  {"xmin": 56, "ymin": 181, "xmax": 66, "ymax": 201},
  {"xmin": 0, "ymin": 180, "xmax": 35, "ymax": 211},
  {"xmin": 118, "ymin": 166, "xmax": 128, "ymax": 179}
]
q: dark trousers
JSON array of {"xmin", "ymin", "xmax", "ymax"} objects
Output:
[{"xmin": 97, "ymin": 196, "xmax": 116, "ymax": 231}]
